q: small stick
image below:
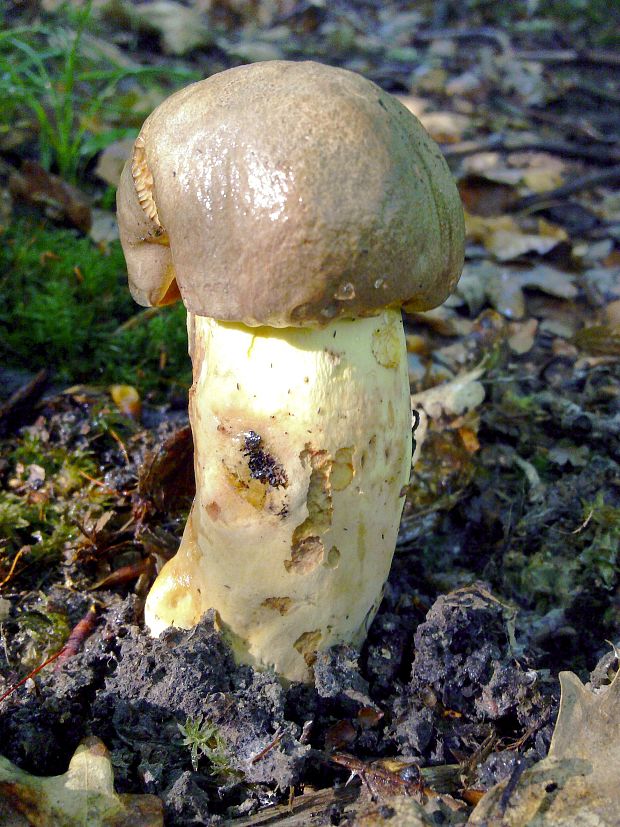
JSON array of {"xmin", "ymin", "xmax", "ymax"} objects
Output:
[
  {"xmin": 412, "ymin": 26, "xmax": 512, "ymax": 53},
  {"xmin": 512, "ymin": 48, "xmax": 620, "ymax": 67},
  {"xmin": 443, "ymin": 137, "xmax": 619, "ymax": 165},
  {"xmin": 0, "ymin": 604, "xmax": 98, "ymax": 703},
  {"xmin": 0, "ymin": 547, "xmax": 29, "ymax": 591},
  {"xmin": 511, "ymin": 165, "xmax": 620, "ymax": 212},
  {"xmin": 0, "ymin": 369, "xmax": 48, "ymax": 434},
  {"xmin": 498, "ymin": 756, "xmax": 527, "ymax": 815},
  {"xmin": 250, "ymin": 727, "xmax": 284, "ymax": 764},
  {"xmin": 54, "ymin": 604, "xmax": 99, "ymax": 670},
  {"xmin": 108, "ymin": 427, "xmax": 130, "ymax": 465},
  {"xmin": 88, "ymin": 559, "xmax": 150, "ymax": 591}
]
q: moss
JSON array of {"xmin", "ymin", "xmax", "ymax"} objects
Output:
[
  {"xmin": 0, "ymin": 416, "xmax": 129, "ymax": 579},
  {"xmin": 578, "ymin": 494, "xmax": 620, "ymax": 590},
  {"xmin": 177, "ymin": 715, "xmax": 235, "ymax": 777},
  {"xmin": 0, "ymin": 217, "xmax": 190, "ymax": 396},
  {"xmin": 16, "ymin": 604, "xmax": 72, "ymax": 668}
]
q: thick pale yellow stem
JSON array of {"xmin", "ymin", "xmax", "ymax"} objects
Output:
[{"xmin": 144, "ymin": 310, "xmax": 412, "ymax": 681}]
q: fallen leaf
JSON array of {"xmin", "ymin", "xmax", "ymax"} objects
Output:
[
  {"xmin": 0, "ymin": 737, "xmax": 163, "ymax": 826},
  {"xmin": 574, "ymin": 325, "xmax": 620, "ymax": 356},
  {"xmin": 220, "ymin": 39, "xmax": 285, "ymax": 63},
  {"xmin": 604, "ymin": 299, "xmax": 620, "ymax": 326},
  {"xmin": 452, "ymin": 260, "xmax": 577, "ymax": 320},
  {"xmin": 520, "ymin": 264, "xmax": 577, "ymax": 300},
  {"xmin": 94, "ymin": 138, "xmax": 136, "ymax": 187},
  {"xmin": 508, "ymin": 318, "xmax": 538, "ymax": 354},
  {"xmin": 109, "ymin": 384, "xmax": 142, "ymax": 419},
  {"xmin": 465, "ymin": 213, "xmax": 568, "ymax": 261},
  {"xmin": 469, "ymin": 667, "xmax": 620, "ymax": 825},
  {"xmin": 486, "ymin": 267, "xmax": 526, "ymax": 318},
  {"xmin": 393, "ymin": 94, "xmax": 428, "ymax": 119},
  {"xmin": 138, "ymin": 425, "xmax": 195, "ymax": 513},
  {"xmin": 582, "ymin": 267, "xmax": 620, "ymax": 301},
  {"xmin": 418, "ymin": 111, "xmax": 471, "ymax": 144},
  {"xmin": 411, "ymin": 366, "xmax": 486, "ymax": 422},
  {"xmin": 488, "ymin": 229, "xmax": 564, "ymax": 261},
  {"xmin": 548, "ymin": 444, "xmax": 589, "ymax": 467},
  {"xmin": 522, "ymin": 167, "xmax": 565, "ymax": 193},
  {"xmin": 89, "ymin": 209, "xmax": 119, "ymax": 244},
  {"xmin": 459, "ymin": 178, "xmax": 517, "ymax": 216},
  {"xmin": 125, "ymin": 1, "xmax": 213, "ymax": 55}
]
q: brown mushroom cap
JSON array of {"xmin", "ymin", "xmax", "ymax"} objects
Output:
[{"xmin": 117, "ymin": 60, "xmax": 464, "ymax": 327}]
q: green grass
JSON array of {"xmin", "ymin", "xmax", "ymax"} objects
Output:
[
  {"xmin": 0, "ymin": 217, "xmax": 191, "ymax": 396},
  {"xmin": 0, "ymin": 2, "xmax": 197, "ymax": 182}
]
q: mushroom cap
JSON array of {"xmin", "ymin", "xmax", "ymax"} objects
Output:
[{"xmin": 117, "ymin": 60, "xmax": 464, "ymax": 327}]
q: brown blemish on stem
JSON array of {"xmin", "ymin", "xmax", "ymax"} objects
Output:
[
  {"xmin": 284, "ymin": 536, "xmax": 324, "ymax": 574},
  {"xmin": 206, "ymin": 501, "xmax": 221, "ymax": 520},
  {"xmin": 261, "ymin": 597, "xmax": 293, "ymax": 615},
  {"xmin": 332, "ymin": 446, "xmax": 354, "ymax": 490},
  {"xmin": 223, "ymin": 465, "xmax": 267, "ymax": 509},
  {"xmin": 285, "ymin": 447, "xmax": 333, "ymax": 574},
  {"xmin": 294, "ymin": 629, "xmax": 322, "ymax": 666},
  {"xmin": 324, "ymin": 546, "xmax": 341, "ymax": 569}
]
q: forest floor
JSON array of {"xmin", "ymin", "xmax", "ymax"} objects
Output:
[{"xmin": 0, "ymin": 1, "xmax": 619, "ymax": 825}]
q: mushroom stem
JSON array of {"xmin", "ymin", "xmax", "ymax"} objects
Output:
[{"xmin": 144, "ymin": 309, "xmax": 413, "ymax": 682}]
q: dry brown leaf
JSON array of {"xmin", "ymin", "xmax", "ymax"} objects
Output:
[
  {"xmin": 393, "ymin": 94, "xmax": 428, "ymax": 119},
  {"xmin": 469, "ymin": 667, "xmax": 620, "ymax": 826},
  {"xmin": 465, "ymin": 212, "xmax": 519, "ymax": 243},
  {"xmin": 418, "ymin": 112, "xmax": 471, "ymax": 144},
  {"xmin": 410, "ymin": 366, "xmax": 486, "ymax": 462},
  {"xmin": 574, "ymin": 325, "xmax": 620, "ymax": 356},
  {"xmin": 126, "ymin": 1, "xmax": 213, "ymax": 54},
  {"xmin": 465, "ymin": 213, "xmax": 568, "ymax": 261},
  {"xmin": 0, "ymin": 737, "xmax": 163, "ymax": 826},
  {"xmin": 9, "ymin": 161, "xmax": 91, "ymax": 232},
  {"xmin": 411, "ymin": 366, "xmax": 486, "ymax": 422},
  {"xmin": 508, "ymin": 318, "xmax": 538, "ymax": 354},
  {"xmin": 94, "ymin": 138, "xmax": 136, "ymax": 187},
  {"xmin": 488, "ymin": 229, "xmax": 564, "ymax": 261},
  {"xmin": 109, "ymin": 384, "xmax": 142, "ymax": 419}
]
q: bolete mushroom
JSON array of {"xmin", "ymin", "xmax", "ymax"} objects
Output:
[{"xmin": 117, "ymin": 61, "xmax": 464, "ymax": 682}]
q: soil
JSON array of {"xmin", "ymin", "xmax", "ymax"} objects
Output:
[{"xmin": 1, "ymin": 1, "xmax": 620, "ymax": 824}]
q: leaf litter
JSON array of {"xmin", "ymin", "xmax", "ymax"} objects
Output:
[{"xmin": 1, "ymin": 1, "xmax": 620, "ymax": 825}]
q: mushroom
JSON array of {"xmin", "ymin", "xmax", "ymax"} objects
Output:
[{"xmin": 117, "ymin": 61, "xmax": 464, "ymax": 682}]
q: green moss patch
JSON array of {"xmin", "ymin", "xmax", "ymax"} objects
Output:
[{"xmin": 0, "ymin": 217, "xmax": 190, "ymax": 396}]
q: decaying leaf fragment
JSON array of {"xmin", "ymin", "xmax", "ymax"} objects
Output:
[
  {"xmin": 469, "ymin": 666, "xmax": 620, "ymax": 825},
  {"xmin": 414, "ymin": 367, "xmax": 486, "ymax": 420},
  {"xmin": 409, "ymin": 366, "xmax": 485, "ymax": 465},
  {"xmin": 0, "ymin": 737, "xmax": 163, "ymax": 826}
]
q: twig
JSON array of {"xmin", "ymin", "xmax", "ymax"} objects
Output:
[
  {"xmin": 443, "ymin": 136, "xmax": 620, "ymax": 165},
  {"xmin": 0, "ymin": 369, "xmax": 48, "ymax": 435},
  {"xmin": 522, "ymin": 107, "xmax": 611, "ymax": 144},
  {"xmin": 513, "ymin": 48, "xmax": 620, "ymax": 67},
  {"xmin": 412, "ymin": 26, "xmax": 512, "ymax": 53},
  {"xmin": 114, "ymin": 306, "xmax": 161, "ymax": 333},
  {"xmin": 511, "ymin": 165, "xmax": 620, "ymax": 212},
  {"xmin": 564, "ymin": 79, "xmax": 620, "ymax": 107},
  {"xmin": 498, "ymin": 757, "xmax": 527, "ymax": 815},
  {"xmin": 0, "ymin": 547, "xmax": 29, "ymax": 591},
  {"xmin": 88, "ymin": 559, "xmax": 150, "ymax": 591},
  {"xmin": 0, "ymin": 604, "xmax": 99, "ymax": 703},
  {"xmin": 250, "ymin": 727, "xmax": 284, "ymax": 764},
  {"xmin": 108, "ymin": 426, "xmax": 130, "ymax": 465},
  {"xmin": 77, "ymin": 469, "xmax": 132, "ymax": 498},
  {"xmin": 54, "ymin": 604, "xmax": 98, "ymax": 670}
]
